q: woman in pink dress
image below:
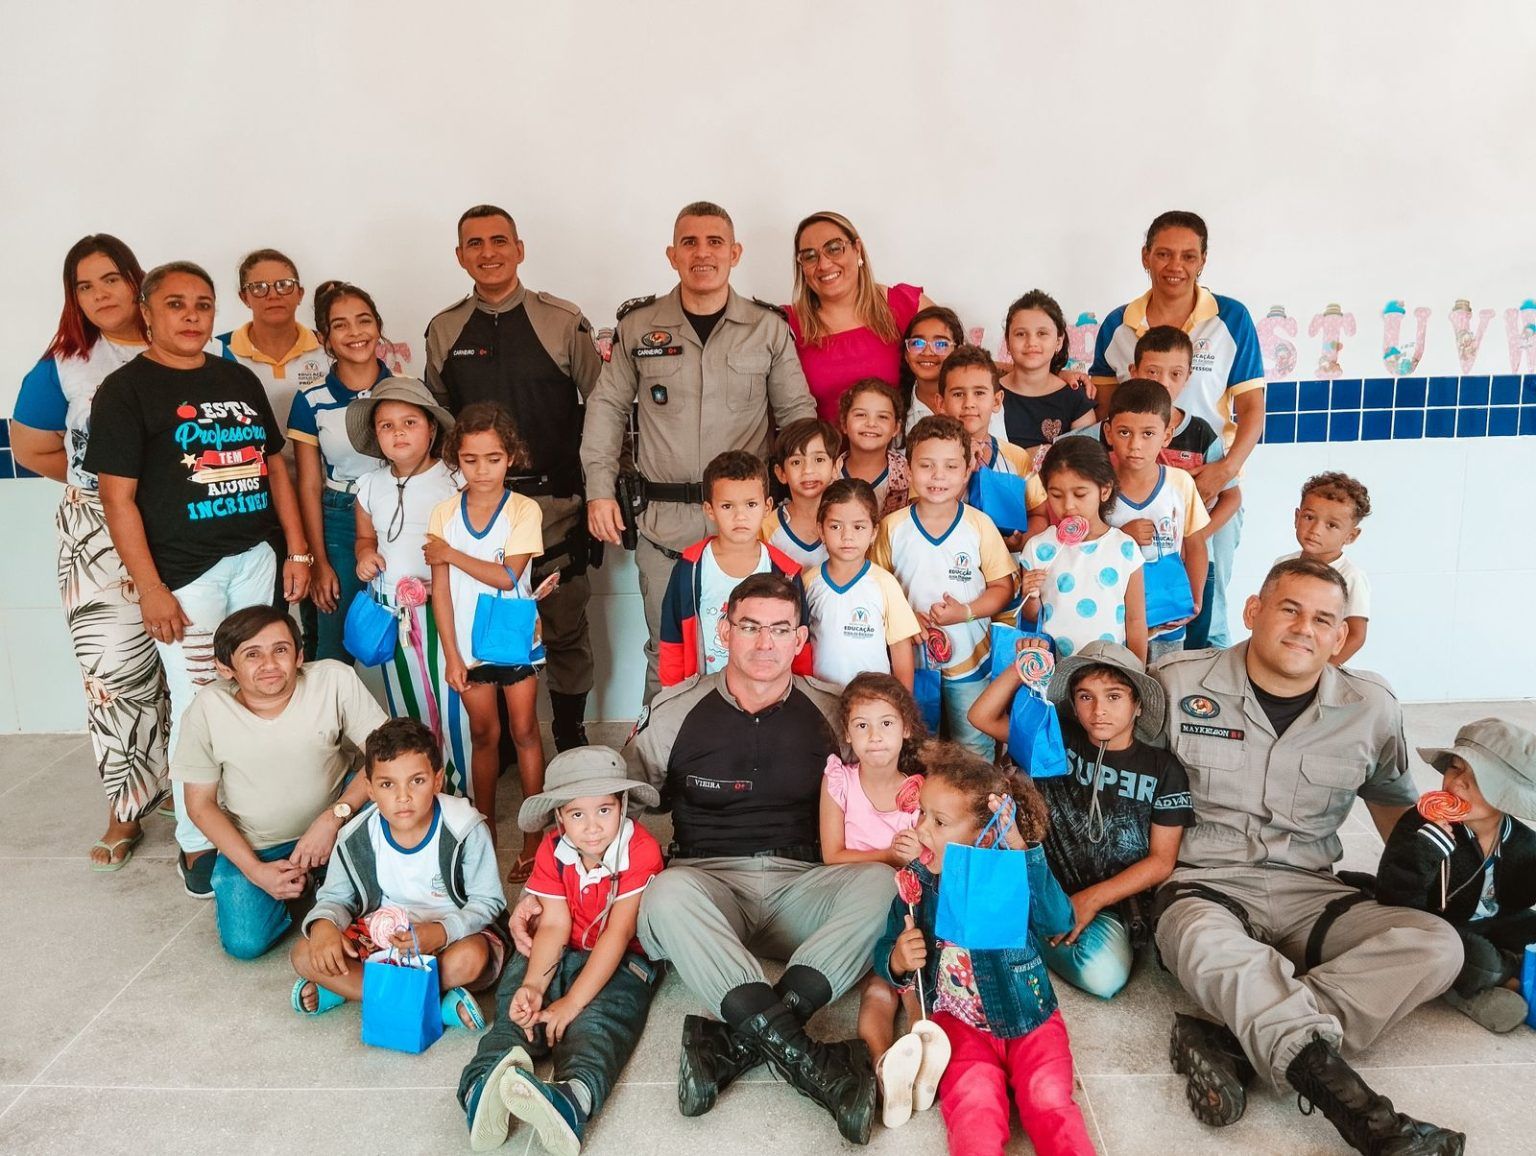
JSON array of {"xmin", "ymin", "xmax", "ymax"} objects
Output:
[{"xmin": 786, "ymin": 211, "xmax": 933, "ymax": 422}]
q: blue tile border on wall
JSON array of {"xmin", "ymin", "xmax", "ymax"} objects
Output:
[{"xmin": 1256, "ymin": 373, "xmax": 1536, "ymax": 444}]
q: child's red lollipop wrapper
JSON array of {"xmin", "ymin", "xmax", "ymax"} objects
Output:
[
  {"xmin": 895, "ymin": 774, "xmax": 925, "ymax": 814},
  {"xmin": 1056, "ymin": 515, "xmax": 1090, "ymax": 545},
  {"xmin": 924, "ymin": 623, "xmax": 952, "ymax": 665},
  {"xmin": 395, "ymin": 576, "xmax": 428, "ymax": 610},
  {"xmin": 895, "ymin": 867, "xmax": 923, "ymax": 906},
  {"xmin": 1417, "ymin": 790, "xmax": 1471, "ymax": 824}
]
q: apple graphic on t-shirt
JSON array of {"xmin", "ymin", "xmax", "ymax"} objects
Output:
[{"xmin": 176, "ymin": 403, "xmax": 197, "ymax": 420}]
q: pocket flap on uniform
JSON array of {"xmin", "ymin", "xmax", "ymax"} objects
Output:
[
  {"xmin": 1179, "ymin": 737, "xmax": 1246, "ymax": 772},
  {"xmin": 726, "ymin": 351, "xmax": 770, "ymax": 376},
  {"xmin": 1300, "ymin": 754, "xmax": 1361, "ymax": 789}
]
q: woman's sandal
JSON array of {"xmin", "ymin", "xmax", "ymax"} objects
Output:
[
  {"xmin": 877, "ymin": 1033, "xmax": 923, "ymax": 1129},
  {"xmin": 442, "ymin": 986, "xmax": 486, "ymax": 1030},
  {"xmin": 89, "ymin": 831, "xmax": 143, "ymax": 873},
  {"xmin": 910, "ymin": 1019, "xmax": 952, "ymax": 1112},
  {"xmin": 505, "ymin": 855, "xmax": 537, "ymax": 886},
  {"xmin": 290, "ymin": 979, "xmax": 346, "ymax": 1017}
]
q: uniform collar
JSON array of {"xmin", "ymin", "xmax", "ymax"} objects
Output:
[
  {"xmin": 553, "ymin": 816, "xmax": 636, "ymax": 890},
  {"xmin": 1122, "ymin": 285, "xmax": 1219, "ymax": 336},
  {"xmin": 228, "ymin": 322, "xmax": 321, "ymax": 366},
  {"xmin": 1210, "ymin": 641, "xmax": 1364, "ymax": 710},
  {"xmin": 473, "ymin": 282, "xmax": 528, "ymax": 314},
  {"xmin": 713, "ymin": 669, "xmax": 796, "ymax": 715},
  {"xmin": 653, "ymin": 286, "xmax": 747, "ymax": 327}
]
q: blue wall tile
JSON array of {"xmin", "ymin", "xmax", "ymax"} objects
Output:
[
  {"xmin": 1524, "ymin": 376, "xmax": 1536, "ymax": 405},
  {"xmin": 0, "ymin": 451, "xmax": 12, "ymax": 479},
  {"xmin": 1267, "ymin": 381, "xmax": 1297, "ymax": 413},
  {"xmin": 1297, "ymin": 412, "xmax": 1328, "ymax": 443},
  {"xmin": 1331, "ymin": 379, "xmax": 1362, "ymax": 409},
  {"xmin": 14, "ymin": 462, "xmax": 39, "ymax": 479},
  {"xmin": 1395, "ymin": 377, "xmax": 1427, "ymax": 408},
  {"xmin": 1362, "ymin": 410, "xmax": 1392, "ymax": 441},
  {"xmin": 1457, "ymin": 408, "xmax": 1488, "ymax": 437},
  {"xmin": 1363, "ymin": 378, "xmax": 1395, "ymax": 409},
  {"xmin": 1522, "ymin": 408, "xmax": 1536, "ymax": 436},
  {"xmin": 1490, "ymin": 407, "xmax": 1519, "ymax": 437},
  {"xmin": 0, "ymin": 420, "xmax": 10, "ymax": 448},
  {"xmin": 1394, "ymin": 410, "xmax": 1425, "ymax": 439},
  {"xmin": 1458, "ymin": 376, "xmax": 1490, "ymax": 406},
  {"xmin": 1491, "ymin": 375, "xmax": 1521, "ymax": 405},
  {"xmin": 1264, "ymin": 413, "xmax": 1296, "ymax": 444},
  {"xmin": 1424, "ymin": 409, "xmax": 1455, "ymax": 438},
  {"xmin": 1428, "ymin": 376, "xmax": 1459, "ymax": 408},
  {"xmin": 1329, "ymin": 412, "xmax": 1360, "ymax": 441},
  {"xmin": 1299, "ymin": 380, "xmax": 1330, "ymax": 412}
]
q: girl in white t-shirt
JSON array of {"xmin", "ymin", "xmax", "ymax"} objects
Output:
[
  {"xmin": 427, "ymin": 402, "xmax": 546, "ymax": 879},
  {"xmin": 348, "ymin": 378, "xmax": 469, "ymax": 795},
  {"xmin": 1021, "ymin": 437, "xmax": 1148, "ymax": 661}
]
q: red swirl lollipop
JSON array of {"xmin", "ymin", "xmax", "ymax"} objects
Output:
[
  {"xmin": 1417, "ymin": 790, "xmax": 1471, "ymax": 824},
  {"xmin": 395, "ymin": 576, "xmax": 428, "ymax": 610},
  {"xmin": 1056, "ymin": 515, "xmax": 1090, "ymax": 545},
  {"xmin": 895, "ymin": 867, "xmax": 923, "ymax": 907},
  {"xmin": 895, "ymin": 774, "xmax": 925, "ymax": 814},
  {"xmin": 924, "ymin": 623, "xmax": 953, "ymax": 665},
  {"xmin": 1014, "ymin": 644, "xmax": 1054, "ymax": 688}
]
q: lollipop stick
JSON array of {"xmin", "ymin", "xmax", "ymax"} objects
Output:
[{"xmin": 907, "ymin": 901, "xmax": 926, "ymax": 1019}]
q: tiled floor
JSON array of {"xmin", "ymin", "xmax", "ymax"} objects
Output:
[{"xmin": 2, "ymin": 703, "xmax": 1533, "ymax": 1155}]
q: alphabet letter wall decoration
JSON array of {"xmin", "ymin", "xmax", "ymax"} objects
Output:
[
  {"xmin": 1066, "ymin": 312, "xmax": 1100, "ymax": 374},
  {"xmin": 1257, "ymin": 305, "xmax": 1297, "ymax": 380},
  {"xmin": 1380, "ymin": 300, "xmax": 1430, "ymax": 376},
  {"xmin": 1448, "ymin": 299, "xmax": 1495, "ymax": 373},
  {"xmin": 1504, "ymin": 299, "xmax": 1536, "ymax": 373},
  {"xmin": 1308, "ymin": 304, "xmax": 1355, "ymax": 378}
]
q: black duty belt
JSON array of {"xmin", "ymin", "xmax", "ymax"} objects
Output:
[
  {"xmin": 643, "ymin": 479, "xmax": 705, "ymax": 505},
  {"xmin": 507, "ymin": 473, "xmax": 577, "ymax": 499},
  {"xmin": 669, "ymin": 843, "xmax": 820, "ymax": 864}
]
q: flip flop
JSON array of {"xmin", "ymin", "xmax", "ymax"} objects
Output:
[
  {"xmin": 157, "ymin": 800, "xmax": 177, "ymax": 819},
  {"xmin": 878, "ymin": 1033, "xmax": 923, "ymax": 1129},
  {"xmin": 505, "ymin": 854, "xmax": 537, "ymax": 886},
  {"xmin": 291, "ymin": 978, "xmax": 346, "ymax": 1017},
  {"xmin": 89, "ymin": 832, "xmax": 143, "ymax": 873},
  {"xmin": 443, "ymin": 986, "xmax": 487, "ymax": 1030},
  {"xmin": 910, "ymin": 1019, "xmax": 952, "ymax": 1112}
]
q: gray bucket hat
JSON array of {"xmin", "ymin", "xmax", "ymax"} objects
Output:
[
  {"xmin": 517, "ymin": 746, "xmax": 660, "ymax": 833},
  {"xmin": 345, "ymin": 376, "xmax": 455, "ymax": 459},
  {"xmin": 1045, "ymin": 640, "xmax": 1166, "ymax": 745},
  {"xmin": 1417, "ymin": 719, "xmax": 1536, "ymax": 822}
]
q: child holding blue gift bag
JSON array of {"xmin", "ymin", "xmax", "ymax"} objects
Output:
[
  {"xmin": 427, "ymin": 401, "xmax": 546, "ymax": 873},
  {"xmin": 874, "ymin": 742, "xmax": 1094, "ymax": 1156}
]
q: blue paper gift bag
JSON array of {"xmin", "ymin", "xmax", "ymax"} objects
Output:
[
  {"xmin": 361, "ymin": 950, "xmax": 443, "ymax": 1054},
  {"xmin": 1143, "ymin": 544, "xmax": 1196, "ymax": 631},
  {"xmin": 471, "ymin": 590, "xmax": 538, "ymax": 666},
  {"xmin": 914, "ymin": 665, "xmax": 943, "ymax": 733},
  {"xmin": 343, "ymin": 586, "xmax": 398, "ymax": 667},
  {"xmin": 1008, "ymin": 685, "xmax": 1068, "ymax": 778},
  {"xmin": 967, "ymin": 468, "xmax": 1033, "ymax": 536},
  {"xmin": 935, "ymin": 804, "xmax": 1033, "ymax": 951}
]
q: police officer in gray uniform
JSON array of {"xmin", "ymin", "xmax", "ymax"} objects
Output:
[
  {"xmin": 426, "ymin": 205, "xmax": 603, "ymax": 750},
  {"xmin": 581, "ymin": 201, "xmax": 815, "ymax": 702},
  {"xmin": 1154, "ymin": 557, "xmax": 1464, "ymax": 1155}
]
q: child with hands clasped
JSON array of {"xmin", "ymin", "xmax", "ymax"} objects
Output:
[
  {"xmin": 460, "ymin": 747, "xmax": 665, "ymax": 1156},
  {"xmin": 875, "ymin": 743, "xmax": 1094, "ymax": 1156},
  {"xmin": 426, "ymin": 401, "xmax": 548, "ymax": 878},
  {"xmin": 1021, "ymin": 436, "xmax": 1147, "ymax": 661},
  {"xmin": 838, "ymin": 378, "xmax": 911, "ymax": 516},
  {"xmin": 764, "ymin": 418, "xmax": 840, "ymax": 568},
  {"xmin": 291, "ymin": 719, "xmax": 509, "ymax": 1029},
  {"xmin": 803, "ymin": 479, "xmax": 920, "ymax": 688}
]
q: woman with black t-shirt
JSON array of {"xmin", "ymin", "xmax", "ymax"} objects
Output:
[
  {"xmin": 85, "ymin": 260, "xmax": 312, "ymax": 898},
  {"xmin": 970, "ymin": 639, "xmax": 1194, "ymax": 998}
]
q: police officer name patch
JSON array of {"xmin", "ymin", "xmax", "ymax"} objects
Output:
[
  {"xmin": 1181, "ymin": 723, "xmax": 1245, "ymax": 741},
  {"xmin": 633, "ymin": 346, "xmax": 682, "ymax": 358}
]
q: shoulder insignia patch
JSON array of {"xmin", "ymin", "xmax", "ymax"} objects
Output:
[
  {"xmin": 751, "ymin": 296, "xmax": 788, "ymax": 321},
  {"xmin": 1180, "ymin": 694, "xmax": 1221, "ymax": 719},
  {"xmin": 616, "ymin": 294, "xmax": 657, "ymax": 322}
]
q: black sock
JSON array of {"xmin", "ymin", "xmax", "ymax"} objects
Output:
[
  {"xmin": 775, "ymin": 966, "xmax": 833, "ymax": 1021},
  {"xmin": 719, "ymin": 982, "xmax": 780, "ymax": 1031}
]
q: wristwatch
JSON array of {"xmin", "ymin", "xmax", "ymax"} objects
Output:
[
  {"xmin": 287, "ymin": 552, "xmax": 315, "ymax": 565},
  {"xmin": 332, "ymin": 802, "xmax": 353, "ymax": 822}
]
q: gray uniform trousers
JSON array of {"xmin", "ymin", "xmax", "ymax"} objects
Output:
[
  {"xmin": 634, "ymin": 534, "xmax": 677, "ymax": 705},
  {"xmin": 1155, "ymin": 864, "xmax": 1463, "ymax": 1088},
  {"xmin": 532, "ymin": 495, "xmax": 593, "ymax": 697},
  {"xmin": 637, "ymin": 856, "xmax": 894, "ymax": 1017}
]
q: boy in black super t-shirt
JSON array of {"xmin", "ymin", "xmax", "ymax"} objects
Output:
[{"xmin": 970, "ymin": 638, "xmax": 1194, "ymax": 999}]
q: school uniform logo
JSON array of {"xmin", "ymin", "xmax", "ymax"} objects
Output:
[
  {"xmin": 843, "ymin": 606, "xmax": 877, "ymax": 640},
  {"xmin": 947, "ymin": 550, "xmax": 974, "ymax": 583},
  {"xmin": 1180, "ymin": 694, "xmax": 1220, "ymax": 718},
  {"xmin": 297, "ymin": 356, "xmax": 328, "ymax": 388}
]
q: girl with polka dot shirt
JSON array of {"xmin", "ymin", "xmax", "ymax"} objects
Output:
[{"xmin": 1020, "ymin": 438, "xmax": 1147, "ymax": 661}]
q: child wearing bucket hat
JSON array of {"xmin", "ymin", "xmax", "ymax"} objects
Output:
[
  {"xmin": 458, "ymin": 746, "xmax": 664, "ymax": 1154},
  {"xmin": 1376, "ymin": 718, "xmax": 1536, "ymax": 1033},
  {"xmin": 969, "ymin": 638, "xmax": 1195, "ymax": 1000}
]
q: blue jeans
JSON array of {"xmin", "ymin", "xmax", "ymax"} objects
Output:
[
  {"xmin": 211, "ymin": 839, "xmax": 299, "ymax": 960},
  {"xmin": 313, "ymin": 489, "xmax": 360, "ymax": 664},
  {"xmin": 942, "ymin": 676, "xmax": 993, "ymax": 758},
  {"xmin": 1039, "ymin": 909, "xmax": 1133, "ymax": 999},
  {"xmin": 1186, "ymin": 504, "xmax": 1243, "ymax": 649}
]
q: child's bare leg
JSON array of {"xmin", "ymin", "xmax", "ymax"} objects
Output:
[
  {"xmin": 438, "ymin": 935, "xmax": 494, "ymax": 1027},
  {"xmin": 859, "ymin": 974, "xmax": 902, "ymax": 1064},
  {"xmin": 461, "ymin": 683, "xmax": 501, "ymax": 842},
  {"xmin": 900, "ymin": 987, "xmax": 923, "ymax": 1031},
  {"xmin": 290, "ymin": 936, "xmax": 364, "ymax": 1010},
  {"xmin": 505, "ymin": 677, "xmax": 546, "ymax": 865}
]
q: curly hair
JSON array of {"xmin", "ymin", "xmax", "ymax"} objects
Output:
[
  {"xmin": 920, "ymin": 740, "xmax": 1050, "ymax": 845},
  {"xmin": 837, "ymin": 672, "xmax": 929, "ymax": 778},
  {"xmin": 1300, "ymin": 471, "xmax": 1371, "ymax": 522},
  {"xmin": 441, "ymin": 400, "xmax": 529, "ymax": 471}
]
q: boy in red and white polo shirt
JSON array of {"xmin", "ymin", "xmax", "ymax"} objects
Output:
[{"xmin": 459, "ymin": 747, "xmax": 663, "ymax": 1154}]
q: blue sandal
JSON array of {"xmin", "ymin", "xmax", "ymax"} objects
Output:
[
  {"xmin": 442, "ymin": 986, "xmax": 486, "ymax": 1030},
  {"xmin": 291, "ymin": 979, "xmax": 346, "ymax": 1016}
]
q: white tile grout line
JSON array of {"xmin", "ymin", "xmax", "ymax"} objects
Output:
[
  {"xmin": 0, "ymin": 903, "xmax": 208, "ymax": 1129},
  {"xmin": 1082, "ymin": 1061, "xmax": 1536, "ymax": 1079},
  {"xmin": 0, "ymin": 736, "xmax": 89, "ymax": 801},
  {"xmin": 1076, "ymin": 1070, "xmax": 1111, "ymax": 1156}
]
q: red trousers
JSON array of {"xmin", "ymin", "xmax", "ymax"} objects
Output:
[{"xmin": 934, "ymin": 1009, "xmax": 1095, "ymax": 1156}]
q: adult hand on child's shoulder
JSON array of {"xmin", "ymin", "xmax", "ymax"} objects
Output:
[{"xmin": 510, "ymin": 894, "xmax": 544, "ymax": 956}]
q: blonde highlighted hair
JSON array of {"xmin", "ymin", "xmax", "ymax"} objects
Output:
[{"xmin": 790, "ymin": 211, "xmax": 899, "ymax": 347}]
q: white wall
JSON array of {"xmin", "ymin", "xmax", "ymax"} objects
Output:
[{"xmin": 3, "ymin": 1, "xmax": 1534, "ymax": 729}]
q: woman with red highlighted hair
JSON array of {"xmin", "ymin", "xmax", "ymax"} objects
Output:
[{"xmin": 11, "ymin": 234, "xmax": 169, "ymax": 871}]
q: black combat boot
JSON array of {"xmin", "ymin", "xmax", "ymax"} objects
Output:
[
  {"xmin": 739, "ymin": 1005, "xmax": 876, "ymax": 1145},
  {"xmin": 549, "ymin": 691, "xmax": 589, "ymax": 752},
  {"xmin": 1285, "ymin": 1034, "xmax": 1465, "ymax": 1155},
  {"xmin": 677, "ymin": 1014, "xmax": 763, "ymax": 1117},
  {"xmin": 1169, "ymin": 1013, "xmax": 1256, "ymax": 1126}
]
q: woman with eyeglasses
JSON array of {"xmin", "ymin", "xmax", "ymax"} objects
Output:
[
  {"xmin": 213, "ymin": 248, "xmax": 329, "ymax": 434},
  {"xmin": 285, "ymin": 282, "xmax": 391, "ymax": 662},
  {"xmin": 83, "ymin": 260, "xmax": 312, "ymax": 897},
  {"xmin": 898, "ymin": 305, "xmax": 1006, "ymax": 440},
  {"xmin": 11, "ymin": 234, "xmax": 169, "ymax": 872},
  {"xmin": 786, "ymin": 211, "xmax": 933, "ymax": 423},
  {"xmin": 345, "ymin": 379, "xmax": 473, "ymax": 796}
]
